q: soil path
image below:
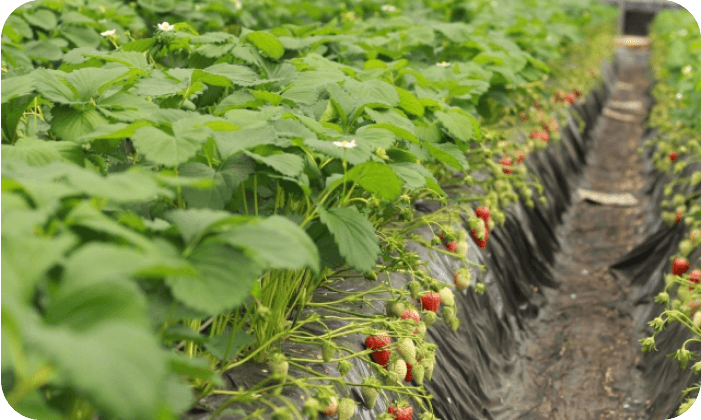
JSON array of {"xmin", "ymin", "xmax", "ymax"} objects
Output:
[{"xmin": 499, "ymin": 60, "xmax": 657, "ymax": 419}]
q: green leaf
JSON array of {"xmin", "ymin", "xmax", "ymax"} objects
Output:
[
  {"xmin": 166, "ymin": 243, "xmax": 265, "ymax": 315},
  {"xmin": 434, "ymin": 111, "xmax": 474, "ymax": 145},
  {"xmin": 51, "ymin": 105, "xmax": 108, "ymax": 142},
  {"xmin": 246, "ymin": 32, "xmax": 285, "ymax": 60},
  {"xmin": 423, "ymin": 142, "xmax": 469, "ymax": 170},
  {"xmin": 44, "ymin": 282, "xmax": 148, "ymax": 331},
  {"xmin": 2, "ymin": 94, "xmax": 36, "ymax": 142},
  {"xmin": 164, "ymin": 208, "xmax": 250, "ymax": 247},
  {"xmin": 1, "ymin": 137, "xmax": 69, "ymax": 166},
  {"xmin": 395, "ymin": 87, "xmax": 424, "ymax": 117},
  {"xmin": 23, "ymin": 9, "xmax": 58, "ymax": 31},
  {"xmin": 63, "ymin": 67, "xmax": 131, "ymax": 102},
  {"xmin": 219, "ymin": 215, "xmax": 320, "ymax": 274},
  {"xmin": 138, "ymin": 0, "xmax": 175, "ymax": 12},
  {"xmin": 27, "ymin": 322, "xmax": 167, "ymax": 420},
  {"xmin": 203, "ymin": 331, "xmax": 254, "ymax": 362},
  {"xmin": 65, "ymin": 202, "xmax": 158, "ymax": 253},
  {"xmin": 346, "ymin": 161, "xmax": 403, "ymax": 200},
  {"xmin": 244, "ymin": 151, "xmax": 304, "ymax": 177},
  {"xmin": 389, "ymin": 162, "xmax": 432, "ymax": 190},
  {"xmin": 61, "ymin": 25, "xmax": 101, "ymax": 49},
  {"xmin": 179, "ymin": 157, "xmax": 253, "ymax": 210},
  {"xmin": 131, "ymin": 119, "xmax": 213, "ymax": 167},
  {"xmin": 1, "ymin": 74, "xmax": 34, "ymax": 103},
  {"xmin": 317, "ymin": 206, "xmax": 379, "ymax": 273},
  {"xmin": 33, "ymin": 69, "xmax": 76, "ymax": 104},
  {"xmin": 193, "ymin": 63, "xmax": 261, "ymax": 87}
]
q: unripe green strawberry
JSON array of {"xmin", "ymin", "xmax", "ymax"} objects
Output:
[
  {"xmin": 339, "ymin": 360, "xmax": 352, "ymax": 376},
  {"xmin": 421, "ymin": 359, "xmax": 435, "ymax": 381},
  {"xmin": 455, "ymin": 239, "xmax": 468, "ymax": 256},
  {"xmin": 409, "ymin": 281, "xmax": 421, "ymax": 299},
  {"xmin": 411, "ymin": 362, "xmax": 425, "ymax": 385},
  {"xmin": 449, "ymin": 317, "xmax": 460, "ymax": 332},
  {"xmin": 420, "ymin": 413, "xmax": 439, "ymax": 420},
  {"xmin": 376, "ymin": 147, "xmax": 389, "ymax": 160},
  {"xmin": 695, "ymin": 312, "xmax": 701, "ymax": 329},
  {"xmin": 387, "ymin": 300, "xmax": 405, "ymax": 318},
  {"xmin": 268, "ymin": 353, "xmax": 288, "ymax": 380},
  {"xmin": 303, "ymin": 398, "xmax": 320, "ymax": 420},
  {"xmin": 457, "ymin": 229, "xmax": 467, "ymax": 241},
  {"xmin": 442, "ymin": 305, "xmax": 456, "ymax": 321},
  {"xmin": 361, "ymin": 385, "xmax": 379, "ymax": 409},
  {"xmin": 439, "ymin": 287, "xmax": 455, "ymax": 306},
  {"xmin": 475, "ymin": 282, "xmax": 486, "ymax": 295},
  {"xmin": 454, "ymin": 268, "xmax": 471, "ymax": 290},
  {"xmin": 662, "ymin": 211, "xmax": 677, "ymax": 226},
  {"xmin": 680, "ymin": 240, "xmax": 694, "ymax": 256},
  {"xmin": 397, "ymin": 338, "xmax": 417, "ymax": 365},
  {"xmin": 389, "ymin": 359, "xmax": 407, "ymax": 383},
  {"xmin": 364, "ymin": 270, "xmax": 378, "ymax": 281},
  {"xmin": 416, "ymin": 323, "xmax": 427, "ymax": 337},
  {"xmin": 338, "ymin": 398, "xmax": 355, "ymax": 420},
  {"xmin": 322, "ymin": 343, "xmax": 335, "ymax": 362},
  {"xmin": 492, "ymin": 209, "xmax": 505, "ymax": 226},
  {"xmin": 673, "ymin": 194, "xmax": 685, "ymax": 207},
  {"xmin": 423, "ymin": 311, "xmax": 437, "ymax": 326},
  {"xmin": 539, "ymin": 196, "xmax": 547, "ymax": 206},
  {"xmin": 376, "ymin": 414, "xmax": 394, "ymax": 420},
  {"xmin": 430, "ymin": 236, "xmax": 441, "ymax": 245},
  {"xmin": 692, "ymin": 171, "xmax": 701, "ymax": 186}
]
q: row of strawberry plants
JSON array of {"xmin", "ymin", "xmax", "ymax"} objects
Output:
[
  {"xmin": 1, "ymin": 1, "xmax": 617, "ymax": 419},
  {"xmin": 639, "ymin": 7, "xmax": 701, "ymax": 417}
]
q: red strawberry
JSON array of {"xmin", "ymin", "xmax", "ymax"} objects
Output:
[
  {"xmin": 444, "ymin": 240, "xmax": 456, "ymax": 252},
  {"xmin": 669, "ymin": 151, "xmax": 678, "ymax": 162},
  {"xmin": 529, "ymin": 131, "xmax": 538, "ymax": 139},
  {"xmin": 420, "ymin": 292, "xmax": 441, "ymax": 313},
  {"xmin": 676, "ymin": 210, "xmax": 683, "ymax": 223},
  {"xmin": 689, "ymin": 269, "xmax": 701, "ymax": 290},
  {"xmin": 475, "ymin": 206, "xmax": 491, "ymax": 222},
  {"xmin": 365, "ymin": 334, "xmax": 391, "ymax": 368},
  {"xmin": 470, "ymin": 227, "xmax": 489, "ymax": 249},
  {"xmin": 500, "ymin": 157, "xmax": 512, "ymax": 174},
  {"xmin": 388, "ymin": 404, "xmax": 413, "ymax": 420},
  {"xmin": 401, "ymin": 308, "xmax": 420, "ymax": 324},
  {"xmin": 673, "ymin": 257, "xmax": 690, "ymax": 276},
  {"xmin": 565, "ymin": 93, "xmax": 576, "ymax": 104},
  {"xmin": 404, "ymin": 363, "xmax": 413, "ymax": 382}
]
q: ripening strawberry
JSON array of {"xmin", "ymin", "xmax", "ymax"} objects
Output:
[
  {"xmin": 573, "ymin": 88, "xmax": 582, "ymax": 98},
  {"xmin": 500, "ymin": 156, "xmax": 513, "ymax": 174},
  {"xmin": 520, "ymin": 112, "xmax": 528, "ymax": 122},
  {"xmin": 401, "ymin": 308, "xmax": 420, "ymax": 324},
  {"xmin": 673, "ymin": 257, "xmax": 690, "ymax": 276},
  {"xmin": 565, "ymin": 93, "xmax": 576, "ymax": 104},
  {"xmin": 529, "ymin": 131, "xmax": 539, "ymax": 139},
  {"xmin": 554, "ymin": 90, "xmax": 565, "ymax": 102},
  {"xmin": 669, "ymin": 151, "xmax": 678, "ymax": 162},
  {"xmin": 689, "ymin": 270, "xmax": 701, "ymax": 291},
  {"xmin": 533, "ymin": 101, "xmax": 541, "ymax": 110},
  {"xmin": 676, "ymin": 210, "xmax": 683, "ymax": 223},
  {"xmin": 322, "ymin": 397, "xmax": 338, "ymax": 416},
  {"xmin": 470, "ymin": 227, "xmax": 489, "ymax": 249},
  {"xmin": 516, "ymin": 150, "xmax": 527, "ymax": 164},
  {"xmin": 420, "ymin": 292, "xmax": 441, "ymax": 313},
  {"xmin": 542, "ymin": 122, "xmax": 550, "ymax": 134}
]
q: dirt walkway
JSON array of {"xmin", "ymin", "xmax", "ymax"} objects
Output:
[{"xmin": 497, "ymin": 59, "xmax": 658, "ymax": 419}]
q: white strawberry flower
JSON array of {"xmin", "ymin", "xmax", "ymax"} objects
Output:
[
  {"xmin": 676, "ymin": 93, "xmax": 683, "ymax": 100},
  {"xmin": 157, "ymin": 22, "xmax": 175, "ymax": 32},
  {"xmin": 381, "ymin": 5, "xmax": 396, "ymax": 12},
  {"xmin": 100, "ymin": 29, "xmax": 116, "ymax": 36},
  {"xmin": 436, "ymin": 61, "xmax": 450, "ymax": 67},
  {"xmin": 332, "ymin": 139, "xmax": 357, "ymax": 149},
  {"xmin": 683, "ymin": 65, "xmax": 692, "ymax": 75},
  {"xmin": 232, "ymin": 0, "xmax": 242, "ymax": 9}
]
